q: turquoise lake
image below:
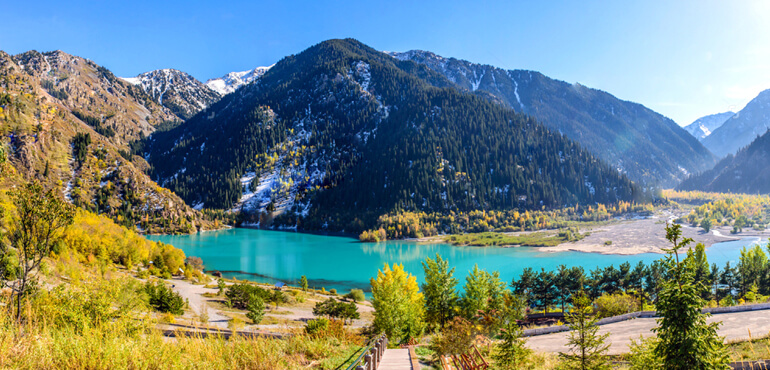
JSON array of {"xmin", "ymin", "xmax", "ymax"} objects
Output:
[{"xmin": 146, "ymin": 228, "xmax": 766, "ymax": 294}]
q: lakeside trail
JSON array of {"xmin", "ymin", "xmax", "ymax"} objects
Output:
[
  {"xmin": 526, "ymin": 308, "xmax": 770, "ymax": 355},
  {"xmin": 168, "ymin": 277, "xmax": 375, "ymax": 331}
]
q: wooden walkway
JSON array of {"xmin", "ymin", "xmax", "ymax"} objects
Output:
[{"xmin": 379, "ymin": 348, "xmax": 414, "ymax": 370}]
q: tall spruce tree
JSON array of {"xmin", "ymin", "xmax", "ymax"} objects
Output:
[
  {"xmin": 559, "ymin": 290, "xmax": 610, "ymax": 370},
  {"xmin": 652, "ymin": 223, "xmax": 729, "ymax": 369}
]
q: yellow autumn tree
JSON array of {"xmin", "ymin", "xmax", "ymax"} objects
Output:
[{"xmin": 370, "ymin": 263, "xmax": 425, "ymax": 343}]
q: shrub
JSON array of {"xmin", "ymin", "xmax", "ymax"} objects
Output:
[
  {"xmin": 344, "ymin": 289, "xmax": 366, "ymax": 302},
  {"xmin": 225, "ymin": 283, "xmax": 269, "ymax": 309},
  {"xmin": 144, "ymin": 281, "xmax": 185, "ymax": 315},
  {"xmin": 429, "ymin": 316, "xmax": 475, "ymax": 357},
  {"xmin": 329, "ymin": 288, "xmax": 337, "ymax": 296},
  {"xmin": 305, "ymin": 318, "xmax": 330, "ymax": 336},
  {"xmin": 594, "ymin": 292, "xmax": 638, "ymax": 319}
]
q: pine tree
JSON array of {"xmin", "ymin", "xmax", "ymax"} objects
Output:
[
  {"xmin": 559, "ymin": 290, "xmax": 610, "ymax": 370},
  {"xmin": 652, "ymin": 223, "xmax": 729, "ymax": 369},
  {"xmin": 493, "ymin": 293, "xmax": 531, "ymax": 369}
]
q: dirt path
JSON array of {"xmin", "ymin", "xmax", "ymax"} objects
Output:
[
  {"xmin": 526, "ymin": 309, "xmax": 770, "ymax": 355},
  {"xmin": 168, "ymin": 277, "xmax": 230, "ymax": 328}
]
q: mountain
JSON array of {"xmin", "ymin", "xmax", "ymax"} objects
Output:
[
  {"xmin": 0, "ymin": 49, "xmax": 216, "ymax": 233},
  {"xmin": 144, "ymin": 39, "xmax": 645, "ymax": 232},
  {"xmin": 387, "ymin": 50, "xmax": 716, "ymax": 187},
  {"xmin": 205, "ymin": 66, "xmax": 272, "ymax": 95},
  {"xmin": 701, "ymin": 89, "xmax": 770, "ymax": 158},
  {"xmin": 683, "ymin": 111, "xmax": 734, "ymax": 140},
  {"xmin": 677, "ymin": 129, "xmax": 770, "ymax": 194},
  {"xmin": 121, "ymin": 69, "xmax": 221, "ymax": 120}
]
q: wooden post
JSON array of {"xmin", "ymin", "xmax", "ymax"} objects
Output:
[
  {"xmin": 370, "ymin": 347, "xmax": 378, "ymax": 369},
  {"xmin": 363, "ymin": 354, "xmax": 372, "ymax": 370}
]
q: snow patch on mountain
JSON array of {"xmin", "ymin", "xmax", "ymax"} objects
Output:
[{"xmin": 205, "ymin": 65, "xmax": 273, "ymax": 95}]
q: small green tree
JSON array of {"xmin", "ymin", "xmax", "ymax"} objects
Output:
[
  {"xmin": 493, "ymin": 293, "xmax": 531, "ymax": 369},
  {"xmin": 144, "ymin": 281, "xmax": 186, "ymax": 315},
  {"xmin": 700, "ymin": 218, "xmax": 712, "ymax": 233},
  {"xmin": 652, "ymin": 223, "xmax": 729, "ymax": 370},
  {"xmin": 421, "ymin": 253, "xmax": 458, "ymax": 330},
  {"xmin": 300, "ymin": 275, "xmax": 308, "ymax": 291},
  {"xmin": 559, "ymin": 290, "xmax": 610, "ymax": 370},
  {"xmin": 246, "ymin": 294, "xmax": 265, "ymax": 324},
  {"xmin": 217, "ymin": 279, "xmax": 226, "ymax": 296}
]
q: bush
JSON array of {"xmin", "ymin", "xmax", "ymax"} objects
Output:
[
  {"xmin": 306, "ymin": 318, "xmax": 330, "ymax": 336},
  {"xmin": 594, "ymin": 292, "xmax": 638, "ymax": 319},
  {"xmin": 344, "ymin": 289, "xmax": 366, "ymax": 302},
  {"xmin": 329, "ymin": 288, "xmax": 337, "ymax": 296},
  {"xmin": 429, "ymin": 317, "xmax": 475, "ymax": 357},
  {"xmin": 225, "ymin": 283, "xmax": 270, "ymax": 309},
  {"xmin": 144, "ymin": 281, "xmax": 185, "ymax": 315}
]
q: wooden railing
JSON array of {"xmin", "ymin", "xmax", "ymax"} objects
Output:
[
  {"xmin": 440, "ymin": 345, "xmax": 489, "ymax": 370},
  {"xmin": 345, "ymin": 333, "xmax": 388, "ymax": 370}
]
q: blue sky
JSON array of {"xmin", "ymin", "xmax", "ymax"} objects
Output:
[{"xmin": 2, "ymin": 0, "xmax": 770, "ymax": 126}]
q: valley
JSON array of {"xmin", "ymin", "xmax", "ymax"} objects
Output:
[{"xmin": 3, "ymin": 10, "xmax": 770, "ymax": 368}]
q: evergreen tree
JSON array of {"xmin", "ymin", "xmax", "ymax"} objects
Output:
[
  {"xmin": 559, "ymin": 290, "xmax": 610, "ymax": 370},
  {"xmin": 300, "ymin": 275, "xmax": 309, "ymax": 291},
  {"xmin": 493, "ymin": 293, "xmax": 531, "ymax": 369},
  {"xmin": 652, "ymin": 223, "xmax": 729, "ymax": 370}
]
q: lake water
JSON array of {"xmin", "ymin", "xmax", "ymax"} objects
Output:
[{"xmin": 146, "ymin": 228, "xmax": 766, "ymax": 294}]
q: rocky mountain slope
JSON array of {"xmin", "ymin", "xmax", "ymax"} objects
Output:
[
  {"xmin": 121, "ymin": 69, "xmax": 221, "ymax": 120},
  {"xmin": 0, "ymin": 49, "xmax": 215, "ymax": 233},
  {"xmin": 388, "ymin": 50, "xmax": 716, "ymax": 187},
  {"xmin": 205, "ymin": 66, "xmax": 272, "ymax": 95},
  {"xmin": 678, "ymin": 129, "xmax": 770, "ymax": 194},
  {"xmin": 701, "ymin": 89, "xmax": 770, "ymax": 158},
  {"xmin": 683, "ymin": 111, "xmax": 734, "ymax": 140},
  {"xmin": 144, "ymin": 39, "xmax": 645, "ymax": 232}
]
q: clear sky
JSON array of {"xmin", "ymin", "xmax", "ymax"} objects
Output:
[{"xmin": 2, "ymin": 0, "xmax": 770, "ymax": 126}]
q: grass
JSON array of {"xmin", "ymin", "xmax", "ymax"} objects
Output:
[
  {"xmin": 727, "ymin": 332, "xmax": 770, "ymax": 362},
  {"xmin": 444, "ymin": 231, "xmax": 566, "ymax": 247}
]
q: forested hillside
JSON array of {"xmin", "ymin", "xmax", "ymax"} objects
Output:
[
  {"xmin": 389, "ymin": 50, "xmax": 716, "ymax": 187},
  {"xmin": 0, "ymin": 49, "xmax": 223, "ymax": 233},
  {"xmin": 678, "ymin": 129, "xmax": 770, "ymax": 194},
  {"xmin": 145, "ymin": 39, "xmax": 646, "ymax": 232}
]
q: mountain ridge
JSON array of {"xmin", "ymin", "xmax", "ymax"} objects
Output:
[
  {"xmin": 144, "ymin": 38, "xmax": 645, "ymax": 232},
  {"xmin": 388, "ymin": 49, "xmax": 717, "ymax": 187},
  {"xmin": 701, "ymin": 89, "xmax": 770, "ymax": 158}
]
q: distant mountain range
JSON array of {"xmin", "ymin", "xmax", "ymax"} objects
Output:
[
  {"xmin": 143, "ymin": 39, "xmax": 645, "ymax": 232},
  {"xmin": 701, "ymin": 89, "xmax": 770, "ymax": 158},
  {"xmin": 683, "ymin": 111, "xmax": 734, "ymax": 140},
  {"xmin": 388, "ymin": 50, "xmax": 716, "ymax": 187},
  {"xmin": 678, "ymin": 128, "xmax": 770, "ymax": 194},
  {"xmin": 12, "ymin": 39, "xmax": 769, "ymax": 234}
]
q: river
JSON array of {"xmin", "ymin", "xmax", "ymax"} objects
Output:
[{"xmin": 146, "ymin": 228, "xmax": 765, "ymax": 293}]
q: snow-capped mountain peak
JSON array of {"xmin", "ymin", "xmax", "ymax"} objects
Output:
[
  {"xmin": 205, "ymin": 65, "xmax": 273, "ymax": 95},
  {"xmin": 683, "ymin": 111, "xmax": 734, "ymax": 140},
  {"xmin": 120, "ymin": 69, "xmax": 221, "ymax": 120}
]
